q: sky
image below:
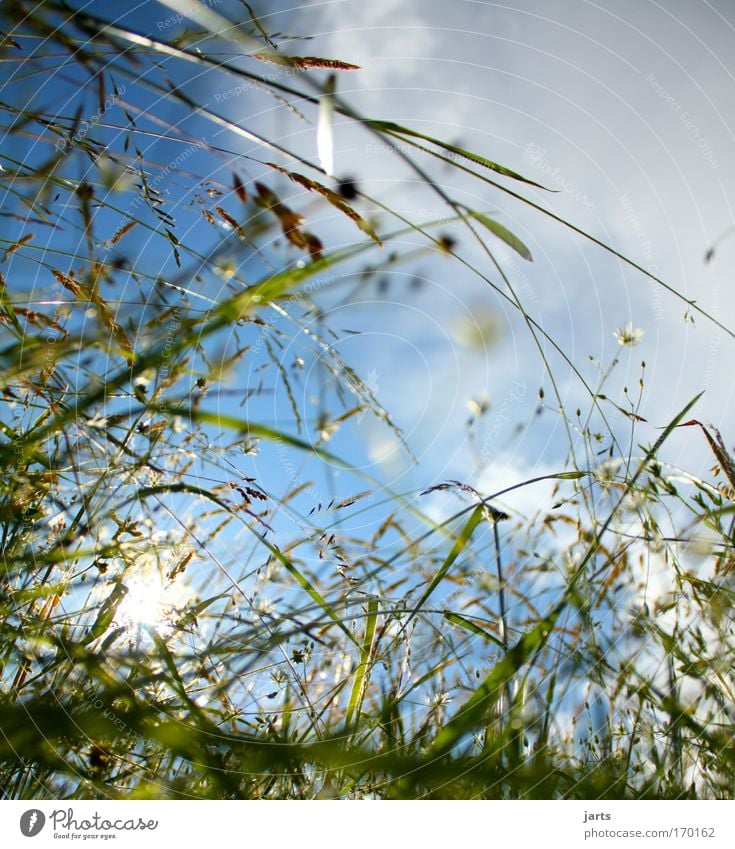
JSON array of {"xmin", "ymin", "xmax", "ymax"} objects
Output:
[{"xmin": 224, "ymin": 0, "xmax": 735, "ymax": 514}]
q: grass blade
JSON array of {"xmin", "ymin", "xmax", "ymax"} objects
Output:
[
  {"xmin": 403, "ymin": 504, "xmax": 486, "ymax": 630},
  {"xmin": 345, "ymin": 597, "xmax": 379, "ymax": 733},
  {"xmin": 443, "ymin": 611, "xmax": 505, "ymax": 649},
  {"xmin": 469, "ymin": 211, "xmax": 533, "ymax": 262}
]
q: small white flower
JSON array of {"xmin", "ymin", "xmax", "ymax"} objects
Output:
[
  {"xmin": 594, "ymin": 457, "xmax": 623, "ymax": 488},
  {"xmin": 467, "ymin": 394, "xmax": 490, "ymax": 416},
  {"xmin": 264, "ymin": 559, "xmax": 282, "ymax": 582},
  {"xmin": 623, "ymin": 489, "xmax": 649, "ymax": 512},
  {"xmin": 133, "ymin": 368, "xmax": 156, "ymax": 388},
  {"xmin": 319, "ymin": 422, "xmax": 338, "ymax": 442},
  {"xmin": 613, "ymin": 322, "xmax": 644, "ymax": 346},
  {"xmin": 86, "ymin": 414, "xmax": 107, "ymax": 429},
  {"xmin": 252, "ymin": 597, "xmax": 275, "ymax": 616},
  {"xmin": 48, "ymin": 512, "xmax": 66, "ymax": 531},
  {"xmin": 97, "ymin": 156, "xmax": 135, "ymax": 193},
  {"xmin": 215, "ymin": 258, "xmax": 237, "ymax": 280},
  {"xmin": 429, "ymin": 691, "xmax": 452, "ymax": 708}
]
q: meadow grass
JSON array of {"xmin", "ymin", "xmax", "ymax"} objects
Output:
[{"xmin": 0, "ymin": 0, "xmax": 733, "ymax": 800}]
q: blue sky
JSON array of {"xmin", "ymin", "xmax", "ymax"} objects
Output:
[{"xmin": 220, "ymin": 0, "xmax": 735, "ymax": 511}]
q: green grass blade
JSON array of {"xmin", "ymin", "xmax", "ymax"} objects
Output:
[
  {"xmin": 431, "ymin": 606, "xmax": 563, "ymax": 756},
  {"xmin": 403, "ymin": 504, "xmax": 486, "ymax": 629},
  {"xmin": 443, "ymin": 611, "xmax": 506, "ymax": 649},
  {"xmin": 368, "ymin": 120, "xmax": 548, "ymax": 189},
  {"xmin": 469, "ymin": 212, "xmax": 533, "ymax": 261},
  {"xmin": 345, "ymin": 597, "xmax": 379, "ymax": 732},
  {"xmin": 82, "ymin": 582, "xmax": 128, "ymax": 646}
]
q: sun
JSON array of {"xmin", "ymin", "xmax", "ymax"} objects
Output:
[
  {"xmin": 117, "ymin": 575, "xmax": 167, "ymax": 628},
  {"xmin": 114, "ymin": 566, "xmax": 188, "ymax": 635}
]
